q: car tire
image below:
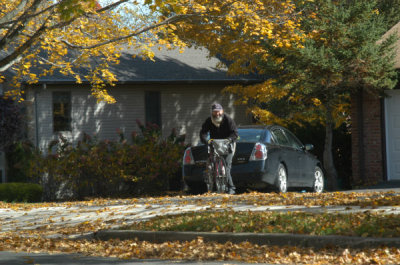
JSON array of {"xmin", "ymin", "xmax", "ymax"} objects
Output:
[
  {"xmin": 275, "ymin": 163, "xmax": 287, "ymax": 193},
  {"xmin": 312, "ymin": 166, "xmax": 324, "ymax": 193}
]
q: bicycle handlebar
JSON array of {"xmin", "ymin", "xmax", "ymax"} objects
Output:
[{"xmin": 208, "ymin": 138, "xmax": 232, "ymax": 144}]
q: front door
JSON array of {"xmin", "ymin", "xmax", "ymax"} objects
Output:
[{"xmin": 385, "ymin": 89, "xmax": 400, "ymax": 180}]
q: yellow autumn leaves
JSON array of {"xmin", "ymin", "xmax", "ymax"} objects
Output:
[
  {"xmin": 1, "ymin": 0, "xmax": 305, "ymax": 103},
  {"xmin": 171, "ymin": 0, "xmax": 304, "ymax": 75},
  {"xmin": 1, "ymin": 235, "xmax": 400, "ymax": 264},
  {"xmin": 1, "ymin": 191, "xmax": 400, "ymax": 264}
]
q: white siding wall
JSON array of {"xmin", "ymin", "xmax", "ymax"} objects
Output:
[
  {"xmin": 28, "ymin": 85, "xmax": 144, "ymax": 151},
  {"xmin": 385, "ymin": 89, "xmax": 400, "ymax": 180},
  {"xmin": 71, "ymin": 87, "xmax": 144, "ymax": 143},
  {"xmin": 161, "ymin": 84, "xmax": 250, "ymax": 145},
  {"xmin": 28, "ymin": 83, "xmax": 251, "ymax": 151},
  {"xmin": 34, "ymin": 87, "xmax": 53, "ymax": 151}
]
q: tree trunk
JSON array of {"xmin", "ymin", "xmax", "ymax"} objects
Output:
[{"xmin": 323, "ymin": 107, "xmax": 338, "ymax": 191}]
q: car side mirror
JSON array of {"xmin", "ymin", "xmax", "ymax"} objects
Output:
[{"xmin": 303, "ymin": 144, "xmax": 314, "ymax": 151}]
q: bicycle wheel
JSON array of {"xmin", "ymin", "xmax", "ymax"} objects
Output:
[
  {"xmin": 215, "ymin": 158, "xmax": 228, "ymax": 193},
  {"xmin": 205, "ymin": 161, "xmax": 214, "ymax": 192}
]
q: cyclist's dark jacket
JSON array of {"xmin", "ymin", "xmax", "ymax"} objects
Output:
[{"xmin": 200, "ymin": 114, "xmax": 238, "ymax": 144}]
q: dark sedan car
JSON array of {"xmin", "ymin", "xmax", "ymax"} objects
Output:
[{"xmin": 182, "ymin": 125, "xmax": 324, "ymax": 193}]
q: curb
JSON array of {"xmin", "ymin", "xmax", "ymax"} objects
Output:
[{"xmin": 93, "ymin": 230, "xmax": 400, "ymax": 249}]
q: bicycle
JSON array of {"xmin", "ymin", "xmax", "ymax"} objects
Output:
[{"xmin": 204, "ymin": 139, "xmax": 232, "ymax": 193}]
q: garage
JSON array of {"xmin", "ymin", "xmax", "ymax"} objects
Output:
[{"xmin": 385, "ymin": 89, "xmax": 400, "ymax": 180}]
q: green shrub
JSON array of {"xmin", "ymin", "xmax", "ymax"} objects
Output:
[
  {"xmin": 29, "ymin": 120, "xmax": 188, "ymax": 200},
  {"xmin": 0, "ymin": 182, "xmax": 43, "ymax": 202},
  {"xmin": 0, "ymin": 98, "xmax": 23, "ymax": 150},
  {"xmin": 6, "ymin": 141, "xmax": 36, "ymax": 183},
  {"xmin": 128, "ymin": 120, "xmax": 187, "ymax": 194}
]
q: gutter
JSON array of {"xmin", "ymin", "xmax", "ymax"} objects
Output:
[
  {"xmin": 30, "ymin": 78, "xmax": 262, "ymax": 86},
  {"xmin": 34, "ymin": 84, "xmax": 46, "ymax": 149},
  {"xmin": 357, "ymin": 89, "xmax": 366, "ymax": 184},
  {"xmin": 381, "ymin": 96, "xmax": 387, "ymax": 181}
]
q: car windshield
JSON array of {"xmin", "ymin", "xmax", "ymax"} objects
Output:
[{"xmin": 237, "ymin": 128, "xmax": 268, "ymax": 143}]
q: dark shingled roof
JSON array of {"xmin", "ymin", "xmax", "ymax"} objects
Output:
[
  {"xmin": 380, "ymin": 21, "xmax": 400, "ymax": 69},
  {"xmin": 1, "ymin": 46, "xmax": 260, "ymax": 84}
]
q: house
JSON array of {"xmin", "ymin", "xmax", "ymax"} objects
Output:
[
  {"xmin": 17, "ymin": 46, "xmax": 258, "ymax": 152},
  {"xmin": 351, "ymin": 21, "xmax": 400, "ymax": 186}
]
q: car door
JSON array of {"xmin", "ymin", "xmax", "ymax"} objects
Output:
[
  {"xmin": 281, "ymin": 128, "xmax": 308, "ymax": 185},
  {"xmin": 270, "ymin": 127, "xmax": 301, "ymax": 186}
]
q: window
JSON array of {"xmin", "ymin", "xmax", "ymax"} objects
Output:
[
  {"xmin": 53, "ymin": 91, "xmax": 71, "ymax": 132},
  {"xmin": 237, "ymin": 129, "xmax": 266, "ymax": 143},
  {"xmin": 283, "ymin": 129, "xmax": 303, "ymax": 150},
  {"xmin": 145, "ymin": 91, "xmax": 161, "ymax": 126},
  {"xmin": 271, "ymin": 128, "xmax": 290, "ymax": 146}
]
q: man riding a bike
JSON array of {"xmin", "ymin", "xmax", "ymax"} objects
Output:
[{"xmin": 200, "ymin": 103, "xmax": 238, "ymax": 194}]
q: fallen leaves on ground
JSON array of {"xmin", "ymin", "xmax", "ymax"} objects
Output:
[
  {"xmin": 1, "ymin": 190, "xmax": 400, "ymax": 210},
  {"xmin": 1, "ymin": 191, "xmax": 400, "ymax": 264},
  {"xmin": 1, "ymin": 235, "xmax": 400, "ymax": 264},
  {"xmin": 125, "ymin": 210, "xmax": 400, "ymax": 238}
]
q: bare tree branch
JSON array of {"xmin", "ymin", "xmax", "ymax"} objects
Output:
[
  {"xmin": 0, "ymin": 0, "xmax": 133, "ymax": 72},
  {"xmin": 0, "ymin": 0, "xmax": 128, "ymax": 29},
  {"xmin": 97, "ymin": 0, "xmax": 129, "ymax": 13},
  {"xmin": 0, "ymin": 0, "xmax": 43, "ymax": 50},
  {"xmin": 60, "ymin": 14, "xmax": 197, "ymax": 50},
  {"xmin": 0, "ymin": 0, "xmax": 29, "ymax": 25},
  {"xmin": 0, "ymin": 1, "xmax": 60, "ymax": 29},
  {"xmin": 0, "ymin": 55, "xmax": 22, "ymax": 72},
  {"xmin": 0, "ymin": 16, "xmax": 49, "ymax": 71},
  {"xmin": 0, "ymin": 1, "xmax": 197, "ymax": 72}
]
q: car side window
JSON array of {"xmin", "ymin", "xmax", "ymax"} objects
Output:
[
  {"xmin": 283, "ymin": 129, "xmax": 303, "ymax": 150},
  {"xmin": 271, "ymin": 129, "xmax": 290, "ymax": 146},
  {"xmin": 264, "ymin": 131, "xmax": 272, "ymax": 143}
]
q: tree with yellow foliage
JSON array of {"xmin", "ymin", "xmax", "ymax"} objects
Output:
[
  {"xmin": 0, "ymin": 0, "xmax": 302, "ymax": 104},
  {"xmin": 0, "ymin": 0, "xmax": 192, "ymax": 102},
  {"xmin": 159, "ymin": 0, "xmax": 397, "ymax": 190},
  {"xmin": 222, "ymin": 0, "xmax": 397, "ymax": 190}
]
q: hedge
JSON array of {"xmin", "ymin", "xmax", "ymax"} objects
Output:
[{"xmin": 0, "ymin": 183, "xmax": 43, "ymax": 202}]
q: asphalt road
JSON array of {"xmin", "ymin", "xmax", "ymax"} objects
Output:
[{"xmin": 0, "ymin": 251, "xmax": 265, "ymax": 265}]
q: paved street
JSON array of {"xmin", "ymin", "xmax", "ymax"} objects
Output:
[{"xmin": 0, "ymin": 251, "xmax": 258, "ymax": 265}]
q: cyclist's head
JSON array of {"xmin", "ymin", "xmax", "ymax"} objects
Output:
[
  {"xmin": 211, "ymin": 103, "xmax": 223, "ymax": 112},
  {"xmin": 211, "ymin": 103, "xmax": 224, "ymax": 123}
]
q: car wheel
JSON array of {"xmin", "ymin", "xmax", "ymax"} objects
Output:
[
  {"xmin": 276, "ymin": 163, "xmax": 287, "ymax": 193},
  {"xmin": 312, "ymin": 166, "xmax": 324, "ymax": 193}
]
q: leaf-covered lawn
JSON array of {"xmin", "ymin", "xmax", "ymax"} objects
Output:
[
  {"xmin": 1, "ymin": 191, "xmax": 400, "ymax": 264},
  {"xmin": 124, "ymin": 210, "xmax": 400, "ymax": 238},
  {"xmin": 1, "ymin": 235, "xmax": 400, "ymax": 264}
]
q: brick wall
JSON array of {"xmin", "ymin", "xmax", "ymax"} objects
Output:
[{"xmin": 351, "ymin": 91, "xmax": 384, "ymax": 186}]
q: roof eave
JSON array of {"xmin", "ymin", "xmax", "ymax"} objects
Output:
[{"xmin": 27, "ymin": 79, "xmax": 262, "ymax": 86}]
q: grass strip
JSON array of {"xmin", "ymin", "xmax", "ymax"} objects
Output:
[{"xmin": 122, "ymin": 210, "xmax": 400, "ymax": 238}]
